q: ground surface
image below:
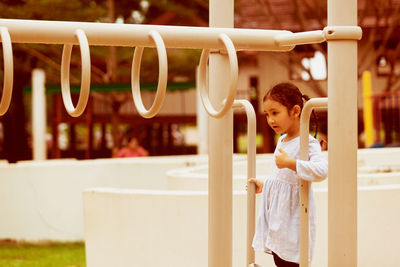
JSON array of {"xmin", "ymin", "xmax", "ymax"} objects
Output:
[{"xmin": 0, "ymin": 240, "xmax": 85, "ymax": 267}]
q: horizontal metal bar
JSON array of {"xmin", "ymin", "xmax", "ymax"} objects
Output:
[
  {"xmin": 275, "ymin": 30, "xmax": 325, "ymax": 46},
  {"xmin": 275, "ymin": 26, "xmax": 362, "ymax": 47},
  {"xmin": 0, "ymin": 19, "xmax": 294, "ymax": 51},
  {"xmin": 323, "ymin": 26, "xmax": 362, "ymax": 41}
]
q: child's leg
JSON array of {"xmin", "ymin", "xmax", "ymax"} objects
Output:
[{"xmin": 272, "ymin": 252, "xmax": 299, "ymax": 267}]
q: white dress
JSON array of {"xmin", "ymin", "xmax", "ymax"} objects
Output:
[{"xmin": 252, "ymin": 134, "xmax": 328, "ymax": 263}]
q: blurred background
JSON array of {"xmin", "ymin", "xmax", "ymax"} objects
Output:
[{"xmin": 0, "ymin": 0, "xmax": 398, "ymax": 162}]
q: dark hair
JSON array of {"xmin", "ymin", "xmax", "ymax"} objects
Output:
[
  {"xmin": 263, "ymin": 82, "xmax": 318, "ymax": 136},
  {"xmin": 127, "ymin": 135, "xmax": 138, "ymax": 143}
]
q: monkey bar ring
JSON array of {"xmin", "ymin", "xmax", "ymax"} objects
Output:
[
  {"xmin": 198, "ymin": 33, "xmax": 238, "ymax": 118},
  {"xmin": 131, "ymin": 30, "xmax": 168, "ymax": 119},
  {"xmin": 61, "ymin": 29, "xmax": 91, "ymax": 117}
]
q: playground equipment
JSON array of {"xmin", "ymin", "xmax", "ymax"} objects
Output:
[
  {"xmin": 0, "ymin": 26, "xmax": 13, "ymax": 116},
  {"xmin": 299, "ymin": 98, "xmax": 328, "ymax": 266},
  {"xmin": 0, "ymin": 0, "xmax": 362, "ymax": 265},
  {"xmin": 232, "ymin": 100, "xmax": 257, "ymax": 265},
  {"xmin": 0, "ymin": 20, "xmax": 360, "ymax": 120}
]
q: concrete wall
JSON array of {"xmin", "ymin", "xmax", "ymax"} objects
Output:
[
  {"xmin": 167, "ymin": 148, "xmax": 400, "ymax": 191},
  {"xmin": 0, "ymin": 156, "xmax": 208, "ymax": 241},
  {"xmin": 82, "ymin": 148, "xmax": 400, "ymax": 266},
  {"xmin": 83, "ymin": 185, "xmax": 400, "ymax": 267},
  {"xmin": 83, "ymin": 189, "xmax": 268, "ymax": 267},
  {"xmin": 0, "ymin": 147, "xmax": 399, "ymax": 244},
  {"xmin": 312, "ymin": 185, "xmax": 400, "ymax": 267},
  {"xmin": 167, "ymin": 168, "xmax": 400, "ymax": 191},
  {"xmin": 167, "ymin": 154, "xmax": 273, "ymax": 191}
]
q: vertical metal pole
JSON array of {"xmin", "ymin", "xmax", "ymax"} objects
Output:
[
  {"xmin": 232, "ymin": 100, "xmax": 256, "ymax": 266},
  {"xmin": 209, "ymin": 0, "xmax": 234, "ymax": 266},
  {"xmin": 85, "ymin": 97, "xmax": 93, "ymax": 159},
  {"xmin": 32, "ymin": 68, "xmax": 47, "ymax": 161},
  {"xmin": 196, "ymin": 67, "xmax": 209, "ymax": 155},
  {"xmin": 299, "ymin": 98, "xmax": 328, "ymax": 267},
  {"xmin": 233, "ymin": 100, "xmax": 257, "ymax": 266},
  {"xmin": 328, "ymin": 0, "xmax": 358, "ymax": 266}
]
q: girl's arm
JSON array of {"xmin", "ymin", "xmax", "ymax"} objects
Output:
[
  {"xmin": 275, "ymin": 148, "xmax": 297, "ymax": 171},
  {"xmin": 296, "ymin": 138, "xmax": 328, "ymax": 182}
]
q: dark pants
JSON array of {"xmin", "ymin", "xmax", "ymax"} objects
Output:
[{"xmin": 272, "ymin": 252, "xmax": 299, "ymax": 267}]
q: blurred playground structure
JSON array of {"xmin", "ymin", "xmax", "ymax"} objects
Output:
[{"xmin": 0, "ymin": 0, "xmax": 400, "ymax": 267}]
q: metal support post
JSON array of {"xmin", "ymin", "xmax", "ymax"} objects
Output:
[
  {"xmin": 32, "ymin": 69, "xmax": 47, "ymax": 160},
  {"xmin": 232, "ymin": 100, "xmax": 256, "ymax": 266},
  {"xmin": 208, "ymin": 0, "xmax": 234, "ymax": 266},
  {"xmin": 299, "ymin": 98, "xmax": 328, "ymax": 267},
  {"xmin": 328, "ymin": 0, "xmax": 358, "ymax": 266},
  {"xmin": 196, "ymin": 66, "xmax": 209, "ymax": 154}
]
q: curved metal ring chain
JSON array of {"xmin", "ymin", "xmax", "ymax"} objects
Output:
[
  {"xmin": 61, "ymin": 29, "xmax": 91, "ymax": 117},
  {"xmin": 0, "ymin": 27, "xmax": 14, "ymax": 116},
  {"xmin": 131, "ymin": 30, "xmax": 168, "ymax": 119},
  {"xmin": 198, "ymin": 33, "xmax": 238, "ymax": 119}
]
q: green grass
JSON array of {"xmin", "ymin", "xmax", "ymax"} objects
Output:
[{"xmin": 0, "ymin": 241, "xmax": 86, "ymax": 267}]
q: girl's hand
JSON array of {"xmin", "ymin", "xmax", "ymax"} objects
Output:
[
  {"xmin": 275, "ymin": 148, "xmax": 297, "ymax": 172},
  {"xmin": 246, "ymin": 178, "xmax": 263, "ymax": 194}
]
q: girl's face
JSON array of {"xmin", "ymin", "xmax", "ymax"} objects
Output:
[{"xmin": 263, "ymin": 98, "xmax": 301, "ymax": 135}]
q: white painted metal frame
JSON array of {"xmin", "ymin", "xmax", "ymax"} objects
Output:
[
  {"xmin": 0, "ymin": 19, "xmax": 294, "ymax": 51},
  {"xmin": 299, "ymin": 98, "xmax": 328, "ymax": 267},
  {"xmin": 232, "ymin": 100, "xmax": 256, "ymax": 266},
  {"xmin": 0, "ymin": 18, "xmax": 361, "ymax": 119},
  {"xmin": 275, "ymin": 26, "xmax": 362, "ymax": 46},
  {"xmin": 0, "ymin": 27, "xmax": 13, "ymax": 116},
  {"xmin": 208, "ymin": 2, "xmax": 234, "ymax": 265},
  {"xmin": 131, "ymin": 30, "xmax": 167, "ymax": 118},
  {"xmin": 328, "ymin": 0, "xmax": 358, "ymax": 266},
  {"xmin": 32, "ymin": 69, "xmax": 47, "ymax": 161},
  {"xmin": 61, "ymin": 29, "xmax": 91, "ymax": 117},
  {"xmin": 0, "ymin": 4, "xmax": 361, "ymax": 265},
  {"xmin": 199, "ymin": 33, "xmax": 238, "ymax": 118}
]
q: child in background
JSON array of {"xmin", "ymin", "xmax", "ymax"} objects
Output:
[
  {"xmin": 248, "ymin": 82, "xmax": 328, "ymax": 266},
  {"xmin": 115, "ymin": 135, "xmax": 149, "ymax": 158}
]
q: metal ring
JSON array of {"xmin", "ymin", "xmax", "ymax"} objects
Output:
[
  {"xmin": 61, "ymin": 29, "xmax": 91, "ymax": 117},
  {"xmin": 131, "ymin": 30, "xmax": 167, "ymax": 119},
  {"xmin": 198, "ymin": 33, "xmax": 238, "ymax": 118},
  {"xmin": 0, "ymin": 27, "xmax": 13, "ymax": 116}
]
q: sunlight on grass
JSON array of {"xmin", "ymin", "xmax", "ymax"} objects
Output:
[
  {"xmin": 237, "ymin": 133, "xmax": 264, "ymax": 153},
  {"xmin": 0, "ymin": 241, "xmax": 85, "ymax": 267}
]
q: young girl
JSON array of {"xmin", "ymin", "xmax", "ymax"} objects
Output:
[{"xmin": 249, "ymin": 82, "xmax": 328, "ymax": 266}]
